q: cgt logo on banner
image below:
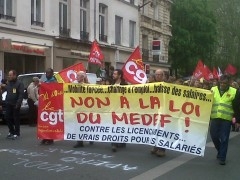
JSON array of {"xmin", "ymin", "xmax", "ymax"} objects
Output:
[
  {"xmin": 37, "ymin": 82, "xmax": 213, "ymax": 157},
  {"xmin": 37, "ymin": 83, "xmax": 64, "ymax": 140}
]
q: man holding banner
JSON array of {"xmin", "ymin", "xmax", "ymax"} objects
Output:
[
  {"xmin": 40, "ymin": 68, "xmax": 57, "ymax": 145},
  {"xmin": 111, "ymin": 69, "xmax": 127, "ymax": 152},
  {"xmin": 210, "ymin": 75, "xmax": 240, "ymax": 165},
  {"xmin": 151, "ymin": 69, "xmax": 167, "ymax": 157},
  {"xmin": 73, "ymin": 71, "xmax": 90, "ymax": 148}
]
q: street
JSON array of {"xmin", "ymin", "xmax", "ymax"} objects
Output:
[{"xmin": 0, "ymin": 124, "xmax": 240, "ymax": 180}]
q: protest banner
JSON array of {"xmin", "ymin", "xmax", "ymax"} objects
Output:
[{"xmin": 37, "ymin": 82, "xmax": 213, "ymax": 156}]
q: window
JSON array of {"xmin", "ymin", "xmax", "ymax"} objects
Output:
[
  {"xmin": 0, "ymin": 0, "xmax": 15, "ymax": 22},
  {"xmin": 59, "ymin": 0, "xmax": 70, "ymax": 36},
  {"xmin": 115, "ymin": 16, "xmax": 122, "ymax": 45},
  {"xmin": 99, "ymin": 3, "xmax": 108, "ymax": 42},
  {"xmin": 142, "ymin": 35, "xmax": 149, "ymax": 61},
  {"xmin": 129, "ymin": 20, "xmax": 136, "ymax": 47},
  {"xmin": 31, "ymin": 0, "xmax": 43, "ymax": 27},
  {"xmin": 80, "ymin": 0, "xmax": 89, "ymax": 40},
  {"xmin": 153, "ymin": 4, "xmax": 158, "ymax": 20}
]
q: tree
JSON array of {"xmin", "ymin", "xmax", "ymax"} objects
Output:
[
  {"xmin": 209, "ymin": 0, "xmax": 240, "ymax": 71},
  {"xmin": 169, "ymin": 0, "xmax": 217, "ymax": 76}
]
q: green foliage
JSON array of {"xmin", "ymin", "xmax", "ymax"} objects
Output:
[
  {"xmin": 209, "ymin": 0, "xmax": 240, "ymax": 72},
  {"xmin": 169, "ymin": 0, "xmax": 217, "ymax": 76}
]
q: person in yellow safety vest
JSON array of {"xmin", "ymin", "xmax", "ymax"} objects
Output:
[{"xmin": 210, "ymin": 75, "xmax": 240, "ymax": 165}]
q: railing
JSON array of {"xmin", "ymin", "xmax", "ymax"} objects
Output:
[
  {"xmin": 99, "ymin": 34, "xmax": 108, "ymax": 42},
  {"xmin": 59, "ymin": 27, "xmax": 71, "ymax": 37},
  {"xmin": 0, "ymin": 14, "xmax": 15, "ymax": 22},
  {"xmin": 80, "ymin": 31, "xmax": 89, "ymax": 41},
  {"xmin": 31, "ymin": 20, "xmax": 44, "ymax": 27}
]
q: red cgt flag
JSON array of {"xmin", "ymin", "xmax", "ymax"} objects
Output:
[
  {"xmin": 193, "ymin": 60, "xmax": 205, "ymax": 79},
  {"xmin": 122, "ymin": 46, "xmax": 147, "ymax": 84},
  {"xmin": 224, "ymin": 64, "xmax": 237, "ymax": 75},
  {"xmin": 55, "ymin": 62, "xmax": 86, "ymax": 83},
  {"xmin": 88, "ymin": 40, "xmax": 104, "ymax": 66}
]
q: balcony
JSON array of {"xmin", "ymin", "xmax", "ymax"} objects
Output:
[
  {"xmin": 142, "ymin": 48, "xmax": 149, "ymax": 61},
  {"xmin": 59, "ymin": 27, "xmax": 71, "ymax": 37},
  {"xmin": 99, "ymin": 34, "xmax": 108, "ymax": 42},
  {"xmin": 0, "ymin": 14, "xmax": 15, "ymax": 22},
  {"xmin": 31, "ymin": 20, "xmax": 44, "ymax": 27},
  {"xmin": 80, "ymin": 31, "xmax": 89, "ymax": 41}
]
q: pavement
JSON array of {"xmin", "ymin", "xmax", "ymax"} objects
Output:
[{"xmin": 0, "ymin": 124, "xmax": 240, "ymax": 180}]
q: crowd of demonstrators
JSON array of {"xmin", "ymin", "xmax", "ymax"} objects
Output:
[
  {"xmin": 5, "ymin": 70, "xmax": 24, "ymax": 140},
  {"xmin": 146, "ymin": 71, "xmax": 240, "ymax": 165},
  {"xmin": 3, "ymin": 65, "xmax": 240, "ymax": 166}
]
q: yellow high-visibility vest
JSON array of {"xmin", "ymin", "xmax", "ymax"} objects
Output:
[{"xmin": 211, "ymin": 86, "xmax": 237, "ymax": 121}]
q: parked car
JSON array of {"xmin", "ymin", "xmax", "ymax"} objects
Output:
[{"xmin": 0, "ymin": 73, "xmax": 47, "ymax": 123}]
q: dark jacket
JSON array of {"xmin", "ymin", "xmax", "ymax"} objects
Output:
[
  {"xmin": 6, "ymin": 79, "xmax": 24, "ymax": 108},
  {"xmin": 232, "ymin": 89, "xmax": 240, "ymax": 123}
]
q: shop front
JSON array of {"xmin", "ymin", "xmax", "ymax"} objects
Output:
[{"xmin": 0, "ymin": 39, "xmax": 51, "ymax": 78}]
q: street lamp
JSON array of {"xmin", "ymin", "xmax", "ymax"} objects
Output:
[{"xmin": 138, "ymin": 0, "xmax": 156, "ymax": 11}]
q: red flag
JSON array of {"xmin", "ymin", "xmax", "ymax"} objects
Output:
[
  {"xmin": 203, "ymin": 65, "xmax": 213, "ymax": 80},
  {"xmin": 37, "ymin": 83, "xmax": 64, "ymax": 140},
  {"xmin": 224, "ymin": 64, "xmax": 237, "ymax": 75},
  {"xmin": 55, "ymin": 62, "xmax": 86, "ymax": 83},
  {"xmin": 212, "ymin": 67, "xmax": 219, "ymax": 79},
  {"xmin": 122, "ymin": 46, "xmax": 147, "ymax": 84},
  {"xmin": 88, "ymin": 40, "xmax": 104, "ymax": 66},
  {"xmin": 193, "ymin": 60, "xmax": 205, "ymax": 79}
]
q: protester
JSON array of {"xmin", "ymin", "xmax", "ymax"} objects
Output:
[
  {"xmin": 193, "ymin": 79, "xmax": 203, "ymax": 88},
  {"xmin": 73, "ymin": 71, "xmax": 91, "ymax": 148},
  {"xmin": 202, "ymin": 80, "xmax": 210, "ymax": 90},
  {"xmin": 111, "ymin": 69, "xmax": 127, "ymax": 152},
  {"xmin": 150, "ymin": 69, "xmax": 167, "ymax": 157},
  {"xmin": 40, "ymin": 68, "xmax": 57, "ymax": 145},
  {"xmin": 104, "ymin": 77, "xmax": 112, "ymax": 85},
  {"xmin": 210, "ymin": 75, "xmax": 240, "ymax": 165},
  {"xmin": 0, "ymin": 85, "xmax": 2, "ymax": 118},
  {"xmin": 5, "ymin": 70, "xmax": 24, "ymax": 139},
  {"xmin": 147, "ymin": 73, "xmax": 156, "ymax": 83},
  {"xmin": 27, "ymin": 77, "xmax": 40, "ymax": 126},
  {"xmin": 230, "ymin": 81, "xmax": 240, "ymax": 132},
  {"xmin": 174, "ymin": 78, "xmax": 184, "ymax": 85}
]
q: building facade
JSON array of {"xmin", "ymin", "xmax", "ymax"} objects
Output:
[
  {"xmin": 0, "ymin": 0, "xmax": 172, "ymax": 79},
  {"xmin": 139, "ymin": 0, "xmax": 172, "ymax": 73},
  {"xmin": 0, "ymin": 0, "xmax": 139, "ymax": 78}
]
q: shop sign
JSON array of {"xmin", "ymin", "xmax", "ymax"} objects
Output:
[
  {"xmin": 12, "ymin": 44, "xmax": 45, "ymax": 55},
  {"xmin": 70, "ymin": 50, "xmax": 89, "ymax": 58}
]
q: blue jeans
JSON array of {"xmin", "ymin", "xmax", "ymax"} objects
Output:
[{"xmin": 210, "ymin": 118, "xmax": 231, "ymax": 161}]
